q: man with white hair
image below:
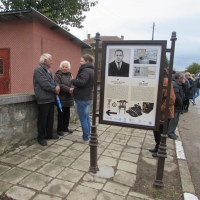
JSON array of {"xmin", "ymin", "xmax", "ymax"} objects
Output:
[{"xmin": 33, "ymin": 53, "xmax": 60, "ymax": 146}]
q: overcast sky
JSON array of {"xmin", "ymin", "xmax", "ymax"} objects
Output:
[{"xmin": 70, "ymin": 0, "xmax": 200, "ymax": 72}]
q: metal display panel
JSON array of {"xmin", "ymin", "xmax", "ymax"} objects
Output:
[{"xmin": 99, "ymin": 40, "xmax": 167, "ymax": 130}]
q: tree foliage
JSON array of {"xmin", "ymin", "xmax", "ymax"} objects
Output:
[
  {"xmin": 165, "ymin": 56, "xmax": 169, "ymax": 68},
  {"xmin": 185, "ymin": 62, "xmax": 200, "ymax": 74},
  {"xmin": 0, "ymin": 0, "xmax": 98, "ymax": 30}
]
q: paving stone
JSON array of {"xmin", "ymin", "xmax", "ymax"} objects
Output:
[
  {"xmin": 34, "ymin": 151, "xmax": 58, "ymax": 161},
  {"xmin": 141, "ymin": 157, "xmax": 157, "ymax": 166},
  {"xmin": 81, "ymin": 173, "xmax": 106, "ymax": 190},
  {"xmin": 120, "ymin": 152, "xmax": 139, "ymax": 163},
  {"xmin": 78, "ymin": 152, "xmax": 90, "ymax": 161},
  {"xmin": 30, "ymin": 143, "xmax": 49, "ymax": 150},
  {"xmin": 123, "ymin": 146, "xmax": 141, "ymax": 155},
  {"xmin": 129, "ymin": 136, "xmax": 144, "ymax": 143},
  {"xmin": 75, "ymin": 127, "xmax": 82, "ymax": 131},
  {"xmin": 6, "ymin": 185, "xmax": 35, "ymax": 200},
  {"xmin": 70, "ymin": 159, "xmax": 90, "ymax": 172},
  {"xmin": 83, "ymin": 173, "xmax": 106, "ymax": 183},
  {"xmin": 117, "ymin": 160, "xmax": 137, "ymax": 174},
  {"xmin": 20, "ymin": 172, "xmax": 52, "ymax": 190},
  {"xmin": 54, "ymin": 139, "xmax": 73, "ymax": 147},
  {"xmin": 45, "ymin": 144, "xmax": 67, "ymax": 154},
  {"xmin": 131, "ymin": 132, "xmax": 145, "ymax": 138},
  {"xmin": 1, "ymin": 154, "xmax": 27, "ymax": 165},
  {"xmin": 113, "ymin": 170, "xmax": 136, "ymax": 187},
  {"xmin": 51, "ymin": 155, "xmax": 75, "ymax": 167},
  {"xmin": 104, "ymin": 131, "xmax": 117, "ymax": 137},
  {"xmin": 115, "ymin": 134, "xmax": 128, "ymax": 140},
  {"xmin": 18, "ymin": 158, "xmax": 46, "ymax": 171},
  {"xmin": 107, "ymin": 126, "xmax": 122, "ymax": 132},
  {"xmin": 64, "ymin": 134, "xmax": 79, "ymax": 142},
  {"xmin": 97, "ymin": 126, "xmax": 108, "ymax": 131},
  {"xmin": 133, "ymin": 129, "xmax": 147, "ymax": 134},
  {"xmin": 33, "ymin": 193, "xmax": 62, "ymax": 200},
  {"xmin": 0, "ymin": 180, "xmax": 12, "ymax": 194},
  {"xmin": 98, "ymin": 147, "xmax": 106, "ymax": 154},
  {"xmin": 18, "ymin": 148, "xmax": 42, "ymax": 157},
  {"xmin": 0, "ymin": 165, "xmax": 10, "ymax": 175},
  {"xmin": 103, "ymin": 181, "xmax": 129, "ymax": 196},
  {"xmin": 128, "ymin": 192, "xmax": 154, "ymax": 200},
  {"xmin": 0, "ymin": 167, "xmax": 30, "ymax": 184},
  {"xmin": 97, "ymin": 124, "xmax": 110, "ymax": 128},
  {"xmin": 94, "ymin": 165, "xmax": 114, "ymax": 178},
  {"xmin": 66, "ymin": 185, "xmax": 98, "ymax": 200},
  {"xmin": 141, "ymin": 149, "xmax": 154, "ymax": 159},
  {"xmin": 98, "ymin": 155, "xmax": 117, "ymax": 167},
  {"xmin": 61, "ymin": 149, "xmax": 82, "ymax": 158},
  {"xmin": 107, "ymin": 143, "xmax": 124, "ymax": 151},
  {"xmin": 97, "ymin": 191, "xmax": 126, "ymax": 200},
  {"xmin": 127, "ymin": 140, "xmax": 142, "ymax": 148},
  {"xmin": 42, "ymin": 179, "xmax": 74, "ymax": 198},
  {"xmin": 98, "ymin": 141, "xmax": 110, "ymax": 149},
  {"xmin": 69, "ymin": 143, "xmax": 88, "ymax": 151},
  {"xmin": 66, "ymin": 130, "xmax": 81, "ymax": 136},
  {"xmin": 102, "ymin": 149, "xmax": 121, "ymax": 158},
  {"xmin": 113, "ymin": 139, "xmax": 128, "ymax": 146},
  {"xmin": 57, "ymin": 168, "xmax": 85, "ymax": 182},
  {"xmin": 37, "ymin": 163, "xmax": 64, "ymax": 177}
]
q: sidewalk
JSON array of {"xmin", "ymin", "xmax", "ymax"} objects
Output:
[{"xmin": 0, "ymin": 119, "xmax": 198, "ymax": 200}]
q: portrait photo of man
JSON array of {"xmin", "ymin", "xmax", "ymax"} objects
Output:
[{"xmin": 108, "ymin": 49, "xmax": 130, "ymax": 77}]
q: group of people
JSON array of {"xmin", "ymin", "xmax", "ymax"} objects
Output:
[
  {"xmin": 149, "ymin": 69, "xmax": 200, "ymax": 157},
  {"xmin": 33, "ymin": 53, "xmax": 94, "ymax": 146}
]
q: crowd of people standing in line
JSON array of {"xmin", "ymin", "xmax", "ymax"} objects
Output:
[
  {"xmin": 33, "ymin": 53, "xmax": 94, "ymax": 146},
  {"xmin": 149, "ymin": 69, "xmax": 200, "ymax": 157}
]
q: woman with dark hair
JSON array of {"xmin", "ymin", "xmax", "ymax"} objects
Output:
[
  {"xmin": 149, "ymin": 69, "xmax": 176, "ymax": 157},
  {"xmin": 71, "ymin": 54, "xmax": 94, "ymax": 143}
]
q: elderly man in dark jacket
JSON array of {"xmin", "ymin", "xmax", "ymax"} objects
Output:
[
  {"xmin": 167, "ymin": 73, "xmax": 186, "ymax": 139},
  {"xmin": 33, "ymin": 53, "xmax": 60, "ymax": 146}
]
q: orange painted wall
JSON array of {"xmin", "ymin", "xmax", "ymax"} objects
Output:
[{"xmin": 0, "ymin": 18, "xmax": 82, "ymax": 94}]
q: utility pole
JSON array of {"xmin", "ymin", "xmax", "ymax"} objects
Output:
[{"xmin": 152, "ymin": 22, "xmax": 155, "ymax": 40}]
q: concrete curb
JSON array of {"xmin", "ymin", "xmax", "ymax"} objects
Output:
[{"xmin": 175, "ymin": 129, "xmax": 199, "ymax": 200}]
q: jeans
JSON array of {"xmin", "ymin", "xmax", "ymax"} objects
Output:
[
  {"xmin": 193, "ymin": 88, "xmax": 199, "ymax": 103},
  {"xmin": 75, "ymin": 99, "xmax": 91, "ymax": 141}
]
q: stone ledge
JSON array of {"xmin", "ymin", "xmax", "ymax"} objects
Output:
[{"xmin": 0, "ymin": 93, "xmax": 35, "ymax": 105}]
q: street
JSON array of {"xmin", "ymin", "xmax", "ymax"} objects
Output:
[{"xmin": 178, "ymin": 96, "xmax": 200, "ymax": 199}]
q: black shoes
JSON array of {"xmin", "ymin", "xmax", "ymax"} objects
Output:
[
  {"xmin": 149, "ymin": 148, "xmax": 158, "ymax": 153},
  {"xmin": 57, "ymin": 131, "xmax": 64, "ymax": 136},
  {"xmin": 152, "ymin": 152, "xmax": 158, "ymax": 157},
  {"xmin": 38, "ymin": 140, "xmax": 47, "ymax": 146},
  {"xmin": 47, "ymin": 134, "xmax": 59, "ymax": 140},
  {"xmin": 168, "ymin": 134, "xmax": 178, "ymax": 140},
  {"xmin": 64, "ymin": 128, "xmax": 73, "ymax": 134}
]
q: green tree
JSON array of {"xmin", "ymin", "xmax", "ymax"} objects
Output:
[
  {"xmin": 165, "ymin": 56, "xmax": 169, "ymax": 68},
  {"xmin": 0, "ymin": 0, "xmax": 98, "ymax": 30},
  {"xmin": 185, "ymin": 62, "xmax": 200, "ymax": 74}
]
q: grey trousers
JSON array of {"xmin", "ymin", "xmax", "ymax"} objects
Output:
[{"xmin": 167, "ymin": 111, "xmax": 180, "ymax": 136}]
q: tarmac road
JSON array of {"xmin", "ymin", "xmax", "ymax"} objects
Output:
[{"xmin": 178, "ymin": 96, "xmax": 200, "ymax": 199}]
